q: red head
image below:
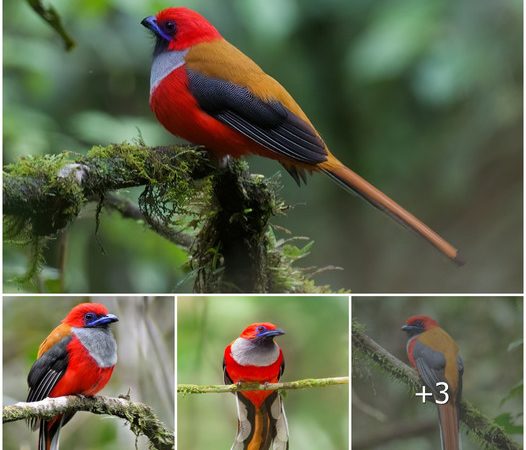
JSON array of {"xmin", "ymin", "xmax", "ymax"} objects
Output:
[
  {"xmin": 141, "ymin": 7, "xmax": 221, "ymax": 53},
  {"xmin": 63, "ymin": 303, "xmax": 119, "ymax": 329},
  {"xmin": 239, "ymin": 322, "xmax": 285, "ymax": 342},
  {"xmin": 401, "ymin": 315, "xmax": 439, "ymax": 337}
]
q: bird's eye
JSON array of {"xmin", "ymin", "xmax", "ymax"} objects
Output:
[
  {"xmin": 85, "ymin": 313, "xmax": 95, "ymax": 321},
  {"xmin": 164, "ymin": 21, "xmax": 176, "ymax": 34},
  {"xmin": 257, "ymin": 326, "xmax": 266, "ymax": 333}
]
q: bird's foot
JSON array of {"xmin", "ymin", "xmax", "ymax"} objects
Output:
[{"xmin": 57, "ymin": 163, "xmax": 90, "ymax": 184}]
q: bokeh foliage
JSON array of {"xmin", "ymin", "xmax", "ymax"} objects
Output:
[
  {"xmin": 177, "ymin": 295, "xmax": 349, "ymax": 449},
  {"xmin": 3, "ymin": 0, "xmax": 522, "ymax": 292}
]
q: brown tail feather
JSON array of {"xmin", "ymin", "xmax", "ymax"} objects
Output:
[
  {"xmin": 233, "ymin": 392, "xmax": 289, "ymax": 450},
  {"xmin": 437, "ymin": 403, "xmax": 460, "ymax": 450},
  {"xmin": 321, "ymin": 160, "xmax": 463, "ymax": 265}
]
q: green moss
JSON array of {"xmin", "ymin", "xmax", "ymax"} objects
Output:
[
  {"xmin": 4, "ymin": 152, "xmax": 75, "ymax": 177},
  {"xmin": 4, "ymin": 144, "xmax": 339, "ymax": 293},
  {"xmin": 87, "ymin": 143, "xmax": 154, "ymax": 183}
]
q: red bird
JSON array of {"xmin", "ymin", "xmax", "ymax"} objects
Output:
[
  {"xmin": 223, "ymin": 322, "xmax": 288, "ymax": 449},
  {"xmin": 402, "ymin": 315, "xmax": 463, "ymax": 450},
  {"xmin": 141, "ymin": 7, "xmax": 461, "ymax": 264},
  {"xmin": 26, "ymin": 303, "xmax": 118, "ymax": 450}
]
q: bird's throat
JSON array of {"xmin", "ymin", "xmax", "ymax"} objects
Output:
[
  {"xmin": 72, "ymin": 327, "xmax": 117, "ymax": 368},
  {"xmin": 150, "ymin": 49, "xmax": 189, "ymax": 96},
  {"xmin": 231, "ymin": 337, "xmax": 280, "ymax": 367}
]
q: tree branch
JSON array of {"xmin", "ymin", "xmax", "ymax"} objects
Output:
[
  {"xmin": 3, "ymin": 395, "xmax": 174, "ymax": 450},
  {"xmin": 3, "ymin": 144, "xmax": 212, "ymax": 237},
  {"xmin": 352, "ymin": 321, "xmax": 521, "ymax": 450},
  {"xmin": 178, "ymin": 377, "xmax": 349, "ymax": 394},
  {"xmin": 26, "ymin": 0, "xmax": 76, "ymax": 51},
  {"xmin": 4, "ymin": 143, "xmax": 333, "ymax": 293},
  {"xmin": 103, "ymin": 192, "xmax": 193, "ymax": 249}
]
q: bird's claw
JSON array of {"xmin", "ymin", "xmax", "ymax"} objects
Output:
[{"xmin": 57, "ymin": 163, "xmax": 90, "ymax": 184}]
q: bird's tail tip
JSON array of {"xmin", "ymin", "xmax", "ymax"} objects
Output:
[{"xmin": 452, "ymin": 251, "xmax": 466, "ymax": 267}]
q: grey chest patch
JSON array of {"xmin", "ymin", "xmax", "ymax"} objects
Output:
[
  {"xmin": 231, "ymin": 338, "xmax": 280, "ymax": 367},
  {"xmin": 150, "ymin": 49, "xmax": 189, "ymax": 96},
  {"xmin": 73, "ymin": 327, "xmax": 117, "ymax": 368}
]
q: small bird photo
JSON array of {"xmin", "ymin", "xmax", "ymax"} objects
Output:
[
  {"xmin": 177, "ymin": 295, "xmax": 349, "ymax": 450},
  {"xmin": 352, "ymin": 296, "xmax": 523, "ymax": 450},
  {"xmin": 3, "ymin": 296, "xmax": 175, "ymax": 450}
]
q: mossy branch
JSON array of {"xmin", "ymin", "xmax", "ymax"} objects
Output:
[
  {"xmin": 178, "ymin": 377, "xmax": 349, "ymax": 395},
  {"xmin": 3, "ymin": 395, "xmax": 174, "ymax": 450},
  {"xmin": 4, "ymin": 144, "xmax": 214, "ymax": 236},
  {"xmin": 4, "ymin": 144, "xmax": 333, "ymax": 293},
  {"xmin": 352, "ymin": 320, "xmax": 522, "ymax": 450}
]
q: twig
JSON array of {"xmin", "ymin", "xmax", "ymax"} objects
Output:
[
  {"xmin": 352, "ymin": 321, "xmax": 522, "ymax": 450},
  {"xmin": 178, "ymin": 377, "xmax": 349, "ymax": 394},
  {"xmin": 103, "ymin": 193, "xmax": 193, "ymax": 249},
  {"xmin": 26, "ymin": 0, "xmax": 75, "ymax": 51},
  {"xmin": 3, "ymin": 395, "xmax": 174, "ymax": 450}
]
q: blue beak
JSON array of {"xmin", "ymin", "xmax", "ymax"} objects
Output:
[
  {"xmin": 141, "ymin": 16, "xmax": 172, "ymax": 42},
  {"xmin": 258, "ymin": 328, "xmax": 285, "ymax": 339},
  {"xmin": 87, "ymin": 313, "xmax": 119, "ymax": 328}
]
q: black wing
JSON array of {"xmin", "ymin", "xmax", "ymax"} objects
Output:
[
  {"xmin": 27, "ymin": 336, "xmax": 71, "ymax": 430},
  {"xmin": 187, "ymin": 69, "xmax": 328, "ymax": 167},
  {"xmin": 412, "ymin": 340, "xmax": 447, "ymax": 398},
  {"xmin": 223, "ymin": 357, "xmax": 234, "ymax": 385}
]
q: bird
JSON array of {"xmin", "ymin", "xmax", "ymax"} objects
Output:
[
  {"xmin": 223, "ymin": 322, "xmax": 289, "ymax": 450},
  {"xmin": 26, "ymin": 302, "xmax": 118, "ymax": 450},
  {"xmin": 402, "ymin": 315, "xmax": 463, "ymax": 450},
  {"xmin": 141, "ymin": 7, "xmax": 462, "ymax": 264}
]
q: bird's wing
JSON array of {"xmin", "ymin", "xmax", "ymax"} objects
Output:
[
  {"xmin": 412, "ymin": 339, "xmax": 447, "ymax": 397},
  {"xmin": 279, "ymin": 357, "xmax": 285, "ymax": 381},
  {"xmin": 223, "ymin": 355, "xmax": 234, "ymax": 385},
  {"xmin": 37, "ymin": 323, "xmax": 72, "ymax": 358},
  {"xmin": 185, "ymin": 40, "xmax": 328, "ymax": 169},
  {"xmin": 27, "ymin": 335, "xmax": 71, "ymax": 430}
]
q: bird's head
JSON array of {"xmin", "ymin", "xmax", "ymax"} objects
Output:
[
  {"xmin": 240, "ymin": 322, "xmax": 285, "ymax": 344},
  {"xmin": 63, "ymin": 303, "xmax": 119, "ymax": 329},
  {"xmin": 401, "ymin": 315, "xmax": 438, "ymax": 337},
  {"xmin": 141, "ymin": 7, "xmax": 221, "ymax": 54}
]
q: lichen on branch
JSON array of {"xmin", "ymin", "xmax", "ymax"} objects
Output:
[
  {"xmin": 4, "ymin": 143, "xmax": 334, "ymax": 293},
  {"xmin": 3, "ymin": 395, "xmax": 174, "ymax": 450},
  {"xmin": 178, "ymin": 377, "xmax": 349, "ymax": 395}
]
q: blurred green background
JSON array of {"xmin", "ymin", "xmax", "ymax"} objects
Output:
[
  {"xmin": 3, "ymin": 296, "xmax": 174, "ymax": 450},
  {"xmin": 352, "ymin": 296, "xmax": 523, "ymax": 449},
  {"xmin": 177, "ymin": 295, "xmax": 349, "ymax": 449},
  {"xmin": 3, "ymin": 0, "xmax": 522, "ymax": 293}
]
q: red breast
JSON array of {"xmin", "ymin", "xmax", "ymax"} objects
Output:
[
  {"xmin": 224, "ymin": 342, "xmax": 283, "ymax": 407},
  {"xmin": 50, "ymin": 336, "xmax": 115, "ymax": 397}
]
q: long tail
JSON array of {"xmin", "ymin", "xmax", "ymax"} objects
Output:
[
  {"xmin": 321, "ymin": 159, "xmax": 462, "ymax": 264},
  {"xmin": 231, "ymin": 392, "xmax": 289, "ymax": 450},
  {"xmin": 437, "ymin": 402, "xmax": 461, "ymax": 450},
  {"xmin": 39, "ymin": 416, "xmax": 64, "ymax": 450}
]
